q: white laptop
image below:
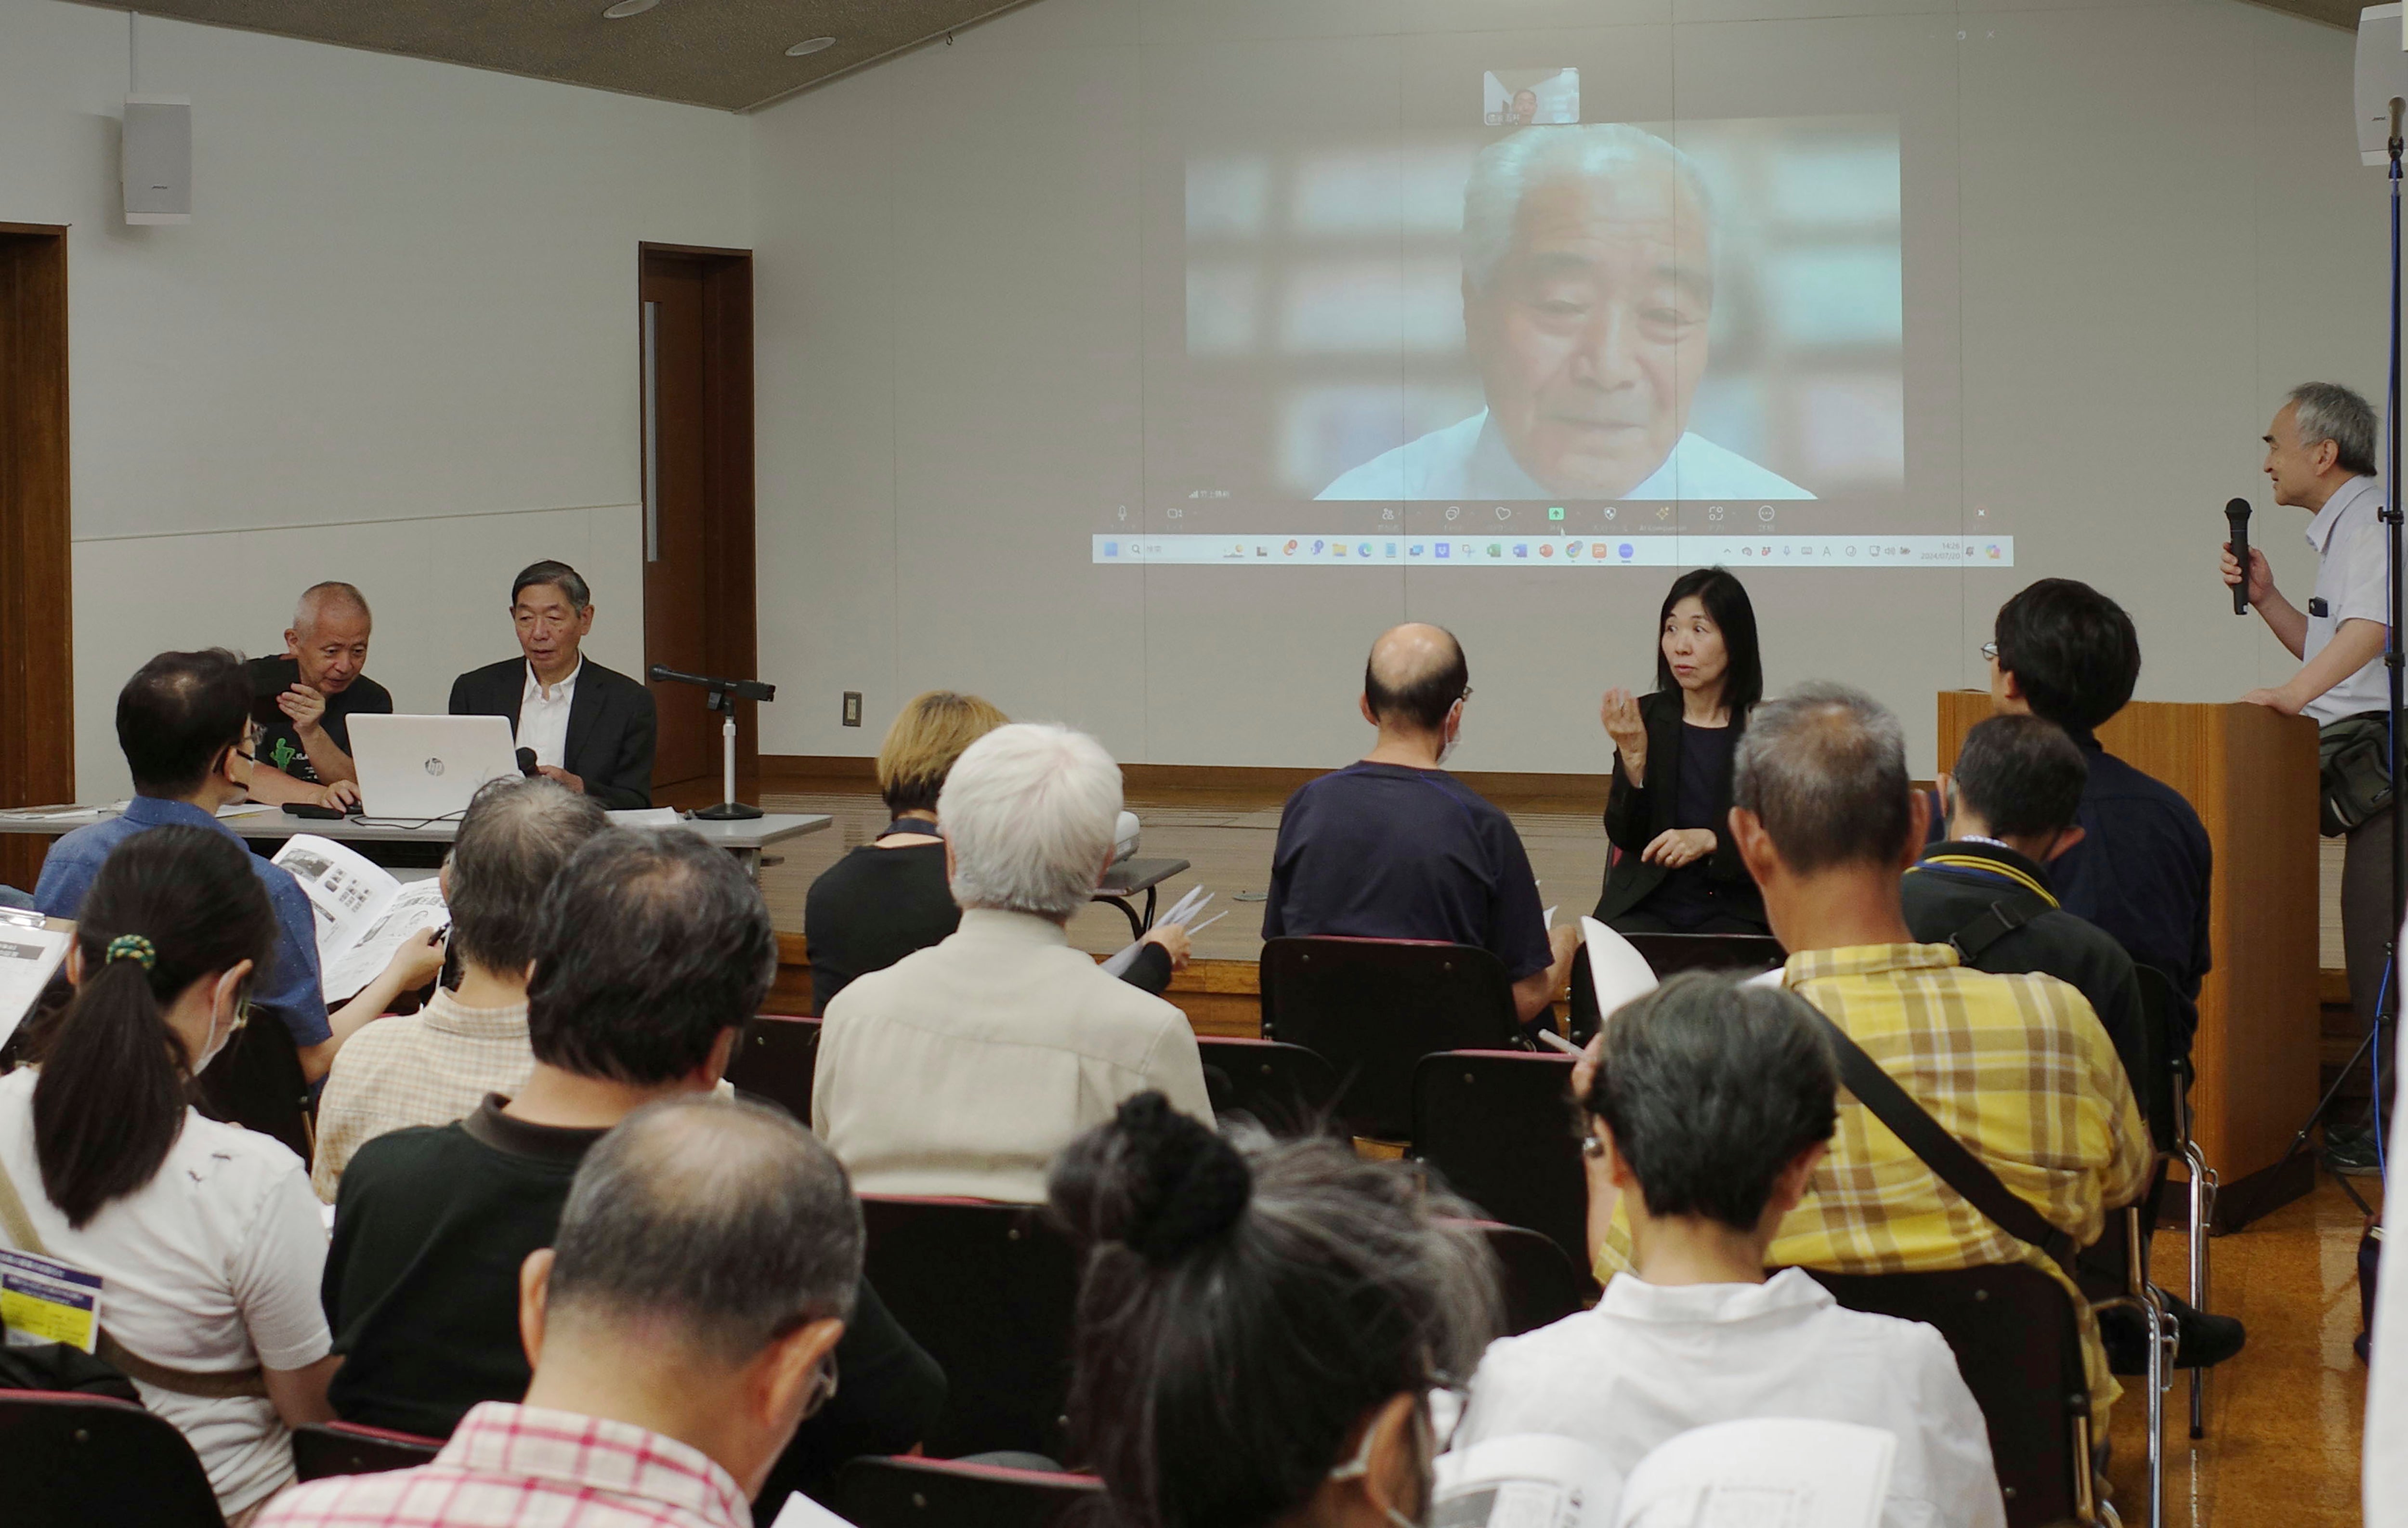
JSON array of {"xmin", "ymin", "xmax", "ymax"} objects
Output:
[{"xmin": 348, "ymin": 714, "xmax": 523, "ymax": 821}]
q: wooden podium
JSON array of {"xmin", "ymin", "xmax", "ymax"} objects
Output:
[{"xmin": 1936, "ymin": 694, "xmax": 2322, "ymax": 1216}]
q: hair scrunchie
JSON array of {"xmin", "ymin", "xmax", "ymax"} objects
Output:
[{"xmin": 104, "ymin": 934, "xmax": 157, "ymax": 972}]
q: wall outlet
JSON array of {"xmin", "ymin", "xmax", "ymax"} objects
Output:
[{"xmin": 842, "ymin": 692, "xmax": 863, "ymax": 727}]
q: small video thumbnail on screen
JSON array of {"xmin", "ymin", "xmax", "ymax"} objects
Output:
[
  {"xmin": 1484, "ymin": 68, "xmax": 1579, "ymax": 127},
  {"xmin": 1178, "ymin": 110, "xmax": 1903, "ymax": 508}
]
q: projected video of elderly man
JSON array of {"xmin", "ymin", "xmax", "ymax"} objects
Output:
[{"xmin": 1319, "ymin": 125, "xmax": 1813, "ymax": 503}]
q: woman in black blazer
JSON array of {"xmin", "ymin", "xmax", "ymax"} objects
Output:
[{"xmin": 1592, "ymin": 567, "xmax": 1770, "ymax": 936}]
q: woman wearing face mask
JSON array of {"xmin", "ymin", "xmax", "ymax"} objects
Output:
[
  {"xmin": 0, "ymin": 825, "xmax": 339, "ymax": 1525},
  {"xmin": 1593, "ymin": 567, "xmax": 1770, "ymax": 940},
  {"xmin": 1048, "ymin": 1091, "xmax": 1498, "ymax": 1528}
]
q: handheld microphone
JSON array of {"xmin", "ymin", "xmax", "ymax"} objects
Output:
[
  {"xmin": 2224, "ymin": 498, "xmax": 2252, "ymax": 616},
  {"xmin": 516, "ymin": 747, "xmax": 539, "ymax": 778}
]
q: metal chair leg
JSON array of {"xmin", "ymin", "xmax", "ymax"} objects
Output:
[{"xmin": 2184, "ymin": 1139, "xmax": 2217, "ymax": 1439}]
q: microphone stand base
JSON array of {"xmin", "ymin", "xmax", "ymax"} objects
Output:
[{"xmin": 693, "ymin": 802, "xmax": 766, "ymax": 821}]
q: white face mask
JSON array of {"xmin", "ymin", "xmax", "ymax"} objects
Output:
[
  {"xmin": 1327, "ymin": 1408, "xmax": 1433, "ymax": 1528},
  {"xmin": 189, "ymin": 990, "xmax": 242, "ymax": 1075}
]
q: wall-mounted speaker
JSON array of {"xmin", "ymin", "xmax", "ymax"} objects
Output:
[{"xmin": 123, "ymin": 96, "xmax": 191, "ymax": 224}]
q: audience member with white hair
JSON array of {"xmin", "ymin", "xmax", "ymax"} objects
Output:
[{"xmin": 813, "ymin": 722, "xmax": 1214, "ymax": 1201}]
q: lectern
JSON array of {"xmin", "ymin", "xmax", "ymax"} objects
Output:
[{"xmin": 1937, "ymin": 694, "xmax": 2321, "ymax": 1217}]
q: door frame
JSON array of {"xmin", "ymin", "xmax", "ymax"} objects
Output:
[
  {"xmin": 0, "ymin": 223, "xmax": 73, "ymax": 893},
  {"xmin": 637, "ymin": 243, "xmax": 758, "ymax": 791}
]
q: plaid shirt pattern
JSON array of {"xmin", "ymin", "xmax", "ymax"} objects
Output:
[
  {"xmin": 1596, "ymin": 943, "xmax": 2153, "ymax": 1416},
  {"xmin": 311, "ymin": 991, "xmax": 535, "ymax": 1202},
  {"xmin": 255, "ymin": 1403, "xmax": 751, "ymax": 1528}
]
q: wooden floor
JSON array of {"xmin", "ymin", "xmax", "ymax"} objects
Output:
[{"xmin": 2106, "ymin": 1174, "xmax": 2377, "ymax": 1527}]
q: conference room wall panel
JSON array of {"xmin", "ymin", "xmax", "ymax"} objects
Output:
[
  {"xmin": 746, "ymin": 0, "xmax": 2388, "ymax": 776},
  {"xmin": 0, "ymin": 0, "xmax": 746, "ymax": 800}
]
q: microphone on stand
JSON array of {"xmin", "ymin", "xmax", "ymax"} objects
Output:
[
  {"xmin": 516, "ymin": 747, "xmax": 539, "ymax": 778},
  {"xmin": 2225, "ymin": 498, "xmax": 2252, "ymax": 616}
]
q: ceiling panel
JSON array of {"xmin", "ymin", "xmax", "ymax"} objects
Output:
[{"xmin": 73, "ymin": 0, "xmax": 1040, "ymax": 111}]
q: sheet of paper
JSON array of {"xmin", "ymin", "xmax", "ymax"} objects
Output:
[
  {"xmin": 769, "ymin": 1490, "xmax": 857, "ymax": 1528},
  {"xmin": 1436, "ymin": 1433, "xmax": 1622, "ymax": 1528},
  {"xmin": 607, "ymin": 808, "xmax": 683, "ymax": 827},
  {"xmin": 318, "ymin": 877, "xmax": 448, "ymax": 1003},
  {"xmin": 1580, "ymin": 917, "xmax": 1659, "ymax": 1021},
  {"xmin": 0, "ymin": 914, "xmax": 72, "ymax": 1049},
  {"xmin": 0, "ymin": 801, "xmax": 123, "ymax": 823},
  {"xmin": 1100, "ymin": 888, "xmax": 1220, "ymax": 976},
  {"xmin": 1613, "ymin": 1418, "xmax": 1895, "ymax": 1528},
  {"xmin": 215, "ymin": 801, "xmax": 286, "ymax": 819},
  {"xmin": 273, "ymin": 833, "xmax": 400, "ymax": 956},
  {"xmin": 0, "ymin": 1248, "xmax": 103, "ymax": 1353}
]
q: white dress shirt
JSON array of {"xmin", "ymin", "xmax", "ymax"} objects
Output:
[
  {"xmin": 2302, "ymin": 473, "xmax": 2391, "ymax": 726},
  {"xmin": 1316, "ymin": 409, "xmax": 1815, "ymax": 502},
  {"xmin": 1455, "ymin": 1267, "xmax": 2006, "ymax": 1528},
  {"xmin": 517, "ymin": 658, "xmax": 582, "ymax": 770},
  {"xmin": 812, "ymin": 907, "xmax": 1215, "ymax": 1201}
]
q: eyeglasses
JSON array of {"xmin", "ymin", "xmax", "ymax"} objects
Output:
[
  {"xmin": 1979, "ymin": 641, "xmax": 1999, "ymax": 662},
  {"xmin": 803, "ymin": 1355, "xmax": 840, "ymax": 1419},
  {"xmin": 1459, "ymin": 686, "xmax": 1474, "ymax": 704},
  {"xmin": 1326, "ymin": 1380, "xmax": 1468, "ymax": 1486}
]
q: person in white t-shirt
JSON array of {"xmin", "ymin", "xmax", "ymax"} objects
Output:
[
  {"xmin": 1455, "ymin": 972, "xmax": 2005, "ymax": 1528},
  {"xmin": 0, "ymin": 824, "xmax": 337, "ymax": 1525}
]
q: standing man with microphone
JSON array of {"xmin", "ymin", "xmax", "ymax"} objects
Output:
[{"xmin": 2223, "ymin": 380, "xmax": 2394, "ymax": 1175}]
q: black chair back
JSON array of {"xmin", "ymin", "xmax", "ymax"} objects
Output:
[
  {"xmin": 859, "ymin": 1196, "xmax": 1080, "ymax": 1459},
  {"xmin": 293, "ymin": 1419, "xmax": 446, "ymax": 1480},
  {"xmin": 726, "ymin": 1014, "xmax": 822, "ymax": 1126},
  {"xmin": 1411, "ymin": 1050, "xmax": 1588, "ymax": 1280},
  {"xmin": 1196, "ymin": 1036, "xmax": 1340, "ymax": 1133},
  {"xmin": 1568, "ymin": 931, "xmax": 1785, "ymax": 1042},
  {"xmin": 1474, "ymin": 1222, "xmax": 1589, "ymax": 1335},
  {"xmin": 1807, "ymin": 1264, "xmax": 2094, "ymax": 1528},
  {"xmin": 835, "ymin": 1456, "xmax": 1103, "ymax": 1528},
  {"xmin": 2130, "ymin": 966, "xmax": 2186, "ymax": 1154},
  {"xmin": 1619, "ymin": 931, "xmax": 1786, "ymax": 977},
  {"xmin": 0, "ymin": 1389, "xmax": 226, "ymax": 1527},
  {"xmin": 1259, "ymin": 937, "xmax": 1521, "ymax": 1139},
  {"xmin": 195, "ymin": 1007, "xmax": 313, "ymax": 1165}
]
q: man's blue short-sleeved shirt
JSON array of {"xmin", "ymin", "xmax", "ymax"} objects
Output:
[
  {"xmin": 34, "ymin": 796, "xmax": 332, "ymax": 1049},
  {"xmin": 1263, "ymin": 762, "xmax": 1554, "ymax": 983}
]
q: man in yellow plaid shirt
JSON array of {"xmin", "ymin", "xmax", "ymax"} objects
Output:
[{"xmin": 1589, "ymin": 683, "xmax": 2152, "ymax": 1424}]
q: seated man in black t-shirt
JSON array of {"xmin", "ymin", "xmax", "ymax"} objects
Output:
[
  {"xmin": 1264, "ymin": 623, "xmax": 1580, "ymax": 1032},
  {"xmin": 324, "ymin": 826, "xmax": 943, "ymax": 1508},
  {"xmin": 244, "ymin": 581, "xmax": 393, "ymax": 810}
]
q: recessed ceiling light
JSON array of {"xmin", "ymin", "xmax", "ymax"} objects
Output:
[
  {"xmin": 786, "ymin": 36, "xmax": 837, "ymax": 56},
  {"xmin": 602, "ymin": 0, "xmax": 657, "ymax": 17}
]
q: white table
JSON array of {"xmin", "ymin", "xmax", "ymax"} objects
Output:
[{"xmin": 0, "ymin": 804, "xmax": 830, "ymax": 877}]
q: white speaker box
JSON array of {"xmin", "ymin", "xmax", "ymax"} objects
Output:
[{"xmin": 123, "ymin": 96, "xmax": 191, "ymax": 224}]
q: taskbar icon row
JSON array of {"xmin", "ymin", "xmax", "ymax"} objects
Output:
[{"xmin": 1092, "ymin": 534, "xmax": 2015, "ymax": 568}]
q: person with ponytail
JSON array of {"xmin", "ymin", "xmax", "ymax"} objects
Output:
[
  {"xmin": 0, "ymin": 825, "xmax": 340, "ymax": 1524},
  {"xmin": 1047, "ymin": 1094, "xmax": 1498, "ymax": 1528}
]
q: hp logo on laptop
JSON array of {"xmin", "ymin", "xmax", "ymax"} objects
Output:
[{"xmin": 424, "ymin": 758, "xmax": 446, "ymax": 776}]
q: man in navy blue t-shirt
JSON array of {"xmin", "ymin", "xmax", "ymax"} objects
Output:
[{"xmin": 1264, "ymin": 623, "xmax": 1580, "ymax": 1029}]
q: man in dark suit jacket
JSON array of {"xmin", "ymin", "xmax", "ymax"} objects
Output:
[{"xmin": 449, "ymin": 559, "xmax": 656, "ymax": 810}]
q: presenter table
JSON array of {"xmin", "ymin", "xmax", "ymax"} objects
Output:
[{"xmin": 0, "ymin": 804, "xmax": 831, "ymax": 877}]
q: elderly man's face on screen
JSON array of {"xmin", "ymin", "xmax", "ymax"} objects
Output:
[{"xmin": 1463, "ymin": 162, "xmax": 1713, "ymax": 499}]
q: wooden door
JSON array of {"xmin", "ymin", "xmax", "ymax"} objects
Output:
[
  {"xmin": 638, "ymin": 246, "xmax": 757, "ymax": 797},
  {"xmin": 0, "ymin": 225, "xmax": 72, "ymax": 895}
]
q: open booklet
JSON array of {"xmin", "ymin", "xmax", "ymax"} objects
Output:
[
  {"xmin": 1099, "ymin": 884, "xmax": 1229, "ymax": 978},
  {"xmin": 270, "ymin": 835, "xmax": 448, "ymax": 1004},
  {"xmin": 1438, "ymin": 1423, "xmax": 1896, "ymax": 1528},
  {"xmin": 0, "ymin": 907, "xmax": 73, "ymax": 1049}
]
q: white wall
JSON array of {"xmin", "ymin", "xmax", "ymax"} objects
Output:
[
  {"xmin": 0, "ymin": 0, "xmax": 748, "ymax": 798},
  {"xmin": 747, "ymin": 0, "xmax": 2389, "ymax": 776}
]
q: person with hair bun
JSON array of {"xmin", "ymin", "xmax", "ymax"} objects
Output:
[
  {"xmin": 1461, "ymin": 972, "xmax": 2002, "ymax": 1528},
  {"xmin": 0, "ymin": 825, "xmax": 340, "ymax": 1524},
  {"xmin": 1048, "ymin": 1092, "xmax": 1499, "ymax": 1528}
]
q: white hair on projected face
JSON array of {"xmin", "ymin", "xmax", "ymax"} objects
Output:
[
  {"xmin": 940, "ymin": 722, "xmax": 1124, "ymax": 923},
  {"xmin": 1461, "ymin": 123, "xmax": 1718, "ymax": 293}
]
